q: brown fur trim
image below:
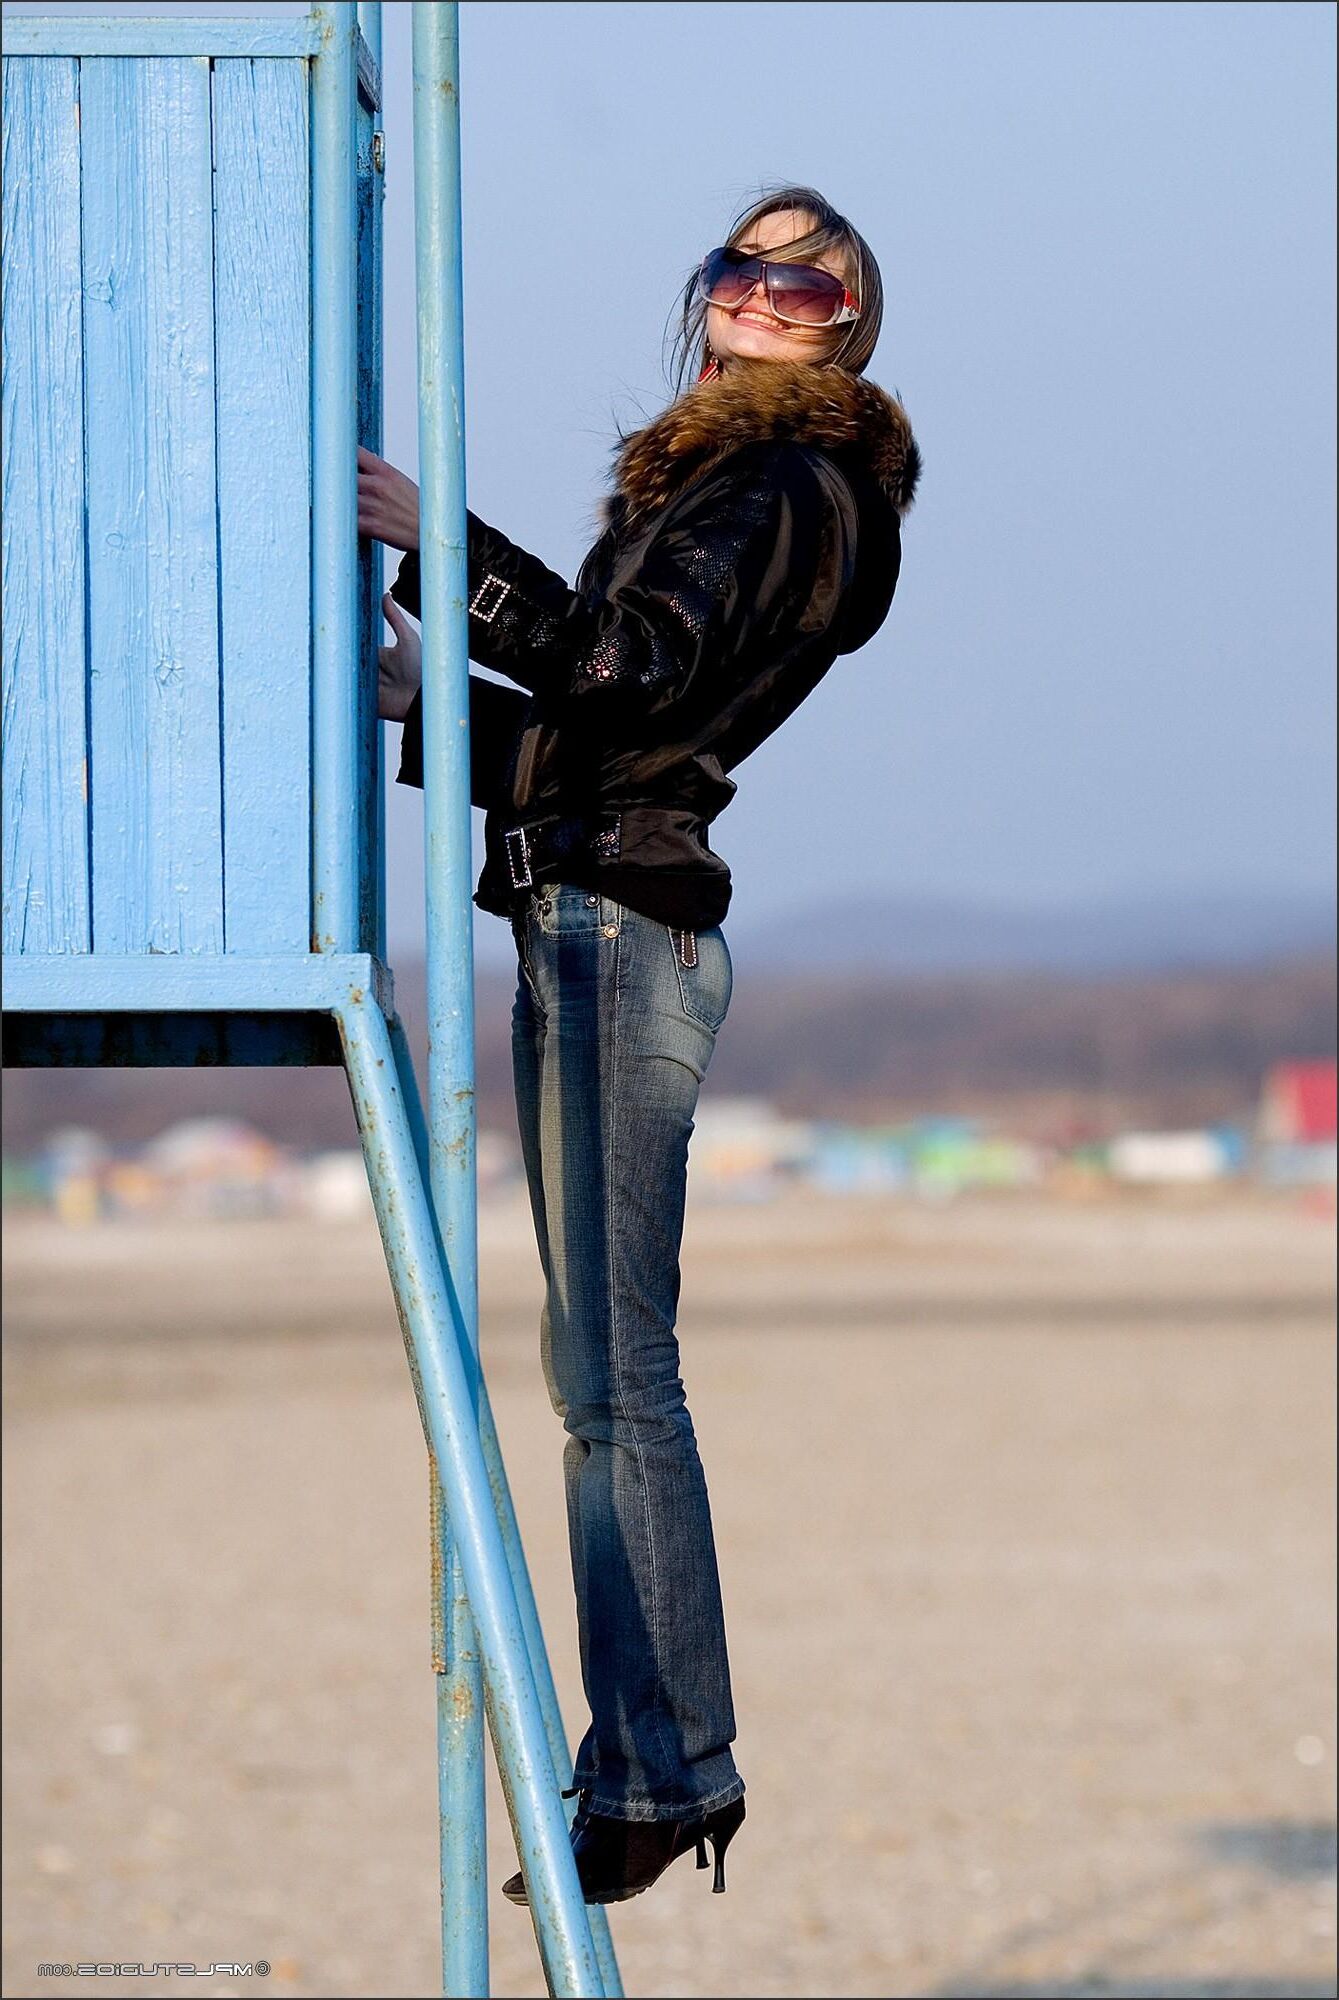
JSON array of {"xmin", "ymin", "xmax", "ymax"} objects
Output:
[{"xmin": 603, "ymin": 358, "xmax": 920, "ymax": 528}]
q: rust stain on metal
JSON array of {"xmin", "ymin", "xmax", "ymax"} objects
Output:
[{"xmin": 427, "ymin": 1456, "xmax": 449, "ymax": 1671}]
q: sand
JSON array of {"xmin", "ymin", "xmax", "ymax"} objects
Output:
[{"xmin": 3, "ymin": 1188, "xmax": 1335, "ymax": 1999}]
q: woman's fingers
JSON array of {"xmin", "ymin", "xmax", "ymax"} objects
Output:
[
  {"xmin": 356, "ymin": 448, "xmax": 420, "ymax": 550},
  {"xmin": 358, "ymin": 462, "xmax": 393, "ymax": 540},
  {"xmin": 378, "ymin": 589, "xmax": 422, "ymax": 702},
  {"xmin": 376, "ymin": 624, "xmax": 421, "ymax": 722}
]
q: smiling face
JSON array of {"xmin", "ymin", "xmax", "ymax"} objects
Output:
[{"xmin": 704, "ymin": 207, "xmax": 852, "ymax": 373}]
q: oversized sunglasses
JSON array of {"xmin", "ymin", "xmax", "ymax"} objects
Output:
[{"xmin": 697, "ymin": 245, "xmax": 860, "ymax": 328}]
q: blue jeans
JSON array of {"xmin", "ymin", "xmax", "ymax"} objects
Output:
[{"xmin": 509, "ymin": 879, "xmax": 746, "ymax": 1824}]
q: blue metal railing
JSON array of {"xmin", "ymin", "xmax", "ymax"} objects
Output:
[
  {"xmin": 311, "ymin": 4, "xmax": 363, "ymax": 954},
  {"xmin": 401, "ymin": 6, "xmax": 623, "ymax": 1992},
  {"xmin": 4, "ymin": 5, "xmax": 624, "ymax": 1987},
  {"xmin": 406, "ymin": 3, "xmax": 490, "ymax": 1984}
]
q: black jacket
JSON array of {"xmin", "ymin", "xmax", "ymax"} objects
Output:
[{"xmin": 390, "ymin": 355, "xmax": 921, "ymax": 928}]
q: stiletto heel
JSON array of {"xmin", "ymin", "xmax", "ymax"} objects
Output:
[
  {"xmin": 704, "ymin": 1796, "xmax": 745, "ymax": 1895},
  {"xmin": 501, "ymin": 1788, "xmax": 745, "ymax": 1906}
]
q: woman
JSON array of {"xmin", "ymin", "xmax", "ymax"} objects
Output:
[{"xmin": 356, "ymin": 184, "xmax": 920, "ymax": 1907}]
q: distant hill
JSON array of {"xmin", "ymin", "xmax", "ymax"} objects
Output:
[
  {"xmin": 723, "ymin": 887, "xmax": 1335, "ymax": 976},
  {"xmin": 3, "ymin": 949, "xmax": 1334, "ymax": 1153}
]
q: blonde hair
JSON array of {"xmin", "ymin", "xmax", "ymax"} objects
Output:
[{"xmin": 666, "ymin": 182, "xmax": 885, "ymax": 396}]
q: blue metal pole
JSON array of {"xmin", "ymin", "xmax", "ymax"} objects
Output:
[
  {"xmin": 407, "ymin": 1, "xmax": 487, "ymax": 1989},
  {"xmin": 309, "ymin": 3, "xmax": 361, "ymax": 953},
  {"xmin": 338, "ymin": 991, "xmax": 606, "ymax": 1998},
  {"xmin": 386, "ymin": 1012, "xmax": 624, "ymax": 1998},
  {"xmin": 357, "ymin": 0, "xmax": 387, "ymax": 966},
  {"xmin": 410, "ymin": 7, "xmax": 609, "ymax": 1991},
  {"xmin": 476, "ymin": 1394, "xmax": 627, "ymax": 2000}
]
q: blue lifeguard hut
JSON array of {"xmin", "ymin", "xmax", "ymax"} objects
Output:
[{"xmin": 1, "ymin": 8, "xmax": 620, "ymax": 1993}]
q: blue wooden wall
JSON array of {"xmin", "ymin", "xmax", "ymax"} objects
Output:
[{"xmin": 2, "ymin": 52, "xmax": 315, "ymax": 960}]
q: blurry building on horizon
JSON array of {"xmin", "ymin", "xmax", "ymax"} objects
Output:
[
  {"xmin": 1255, "ymin": 1058, "xmax": 1338, "ymax": 1186},
  {"xmin": 5, "ymin": 1065, "xmax": 1338, "ymax": 1222}
]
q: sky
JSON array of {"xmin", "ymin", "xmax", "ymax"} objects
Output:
[{"xmin": 5, "ymin": 0, "xmax": 1336, "ymax": 964}]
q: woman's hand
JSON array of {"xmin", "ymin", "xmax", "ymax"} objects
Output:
[
  {"xmin": 378, "ymin": 591, "xmax": 422, "ymax": 722},
  {"xmin": 358, "ymin": 446, "xmax": 420, "ymax": 551}
]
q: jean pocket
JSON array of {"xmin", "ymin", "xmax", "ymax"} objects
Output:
[
  {"xmin": 532, "ymin": 881, "xmax": 613, "ymax": 938},
  {"xmin": 668, "ymin": 923, "xmax": 732, "ymax": 1033}
]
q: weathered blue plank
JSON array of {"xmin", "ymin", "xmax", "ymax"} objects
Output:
[
  {"xmin": 4, "ymin": 950, "xmax": 393, "ymax": 1015},
  {"xmin": 355, "ymin": 28, "xmax": 382, "ymax": 113},
  {"xmin": 5, "ymin": 19, "xmax": 320, "ymax": 59},
  {"xmin": 1, "ymin": 57, "xmax": 91, "ymax": 957},
  {"xmin": 213, "ymin": 58, "xmax": 311, "ymax": 955},
  {"xmin": 81, "ymin": 57, "xmax": 224, "ymax": 954},
  {"xmin": 6, "ymin": 16, "xmax": 379, "ymax": 106}
]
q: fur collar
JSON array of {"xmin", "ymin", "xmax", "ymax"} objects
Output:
[{"xmin": 601, "ymin": 357, "xmax": 920, "ymax": 531}]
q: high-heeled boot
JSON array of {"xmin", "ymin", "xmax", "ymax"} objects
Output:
[{"xmin": 502, "ymin": 1791, "xmax": 746, "ymax": 1906}]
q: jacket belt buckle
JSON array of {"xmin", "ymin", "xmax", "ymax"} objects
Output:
[{"xmin": 503, "ymin": 825, "xmax": 533, "ymax": 889}]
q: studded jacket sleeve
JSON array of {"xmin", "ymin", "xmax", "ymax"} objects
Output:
[
  {"xmin": 388, "ymin": 443, "xmax": 854, "ymax": 762},
  {"xmin": 389, "ymin": 513, "xmax": 582, "ymax": 699},
  {"xmin": 393, "ymin": 671, "xmax": 530, "ymax": 809}
]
